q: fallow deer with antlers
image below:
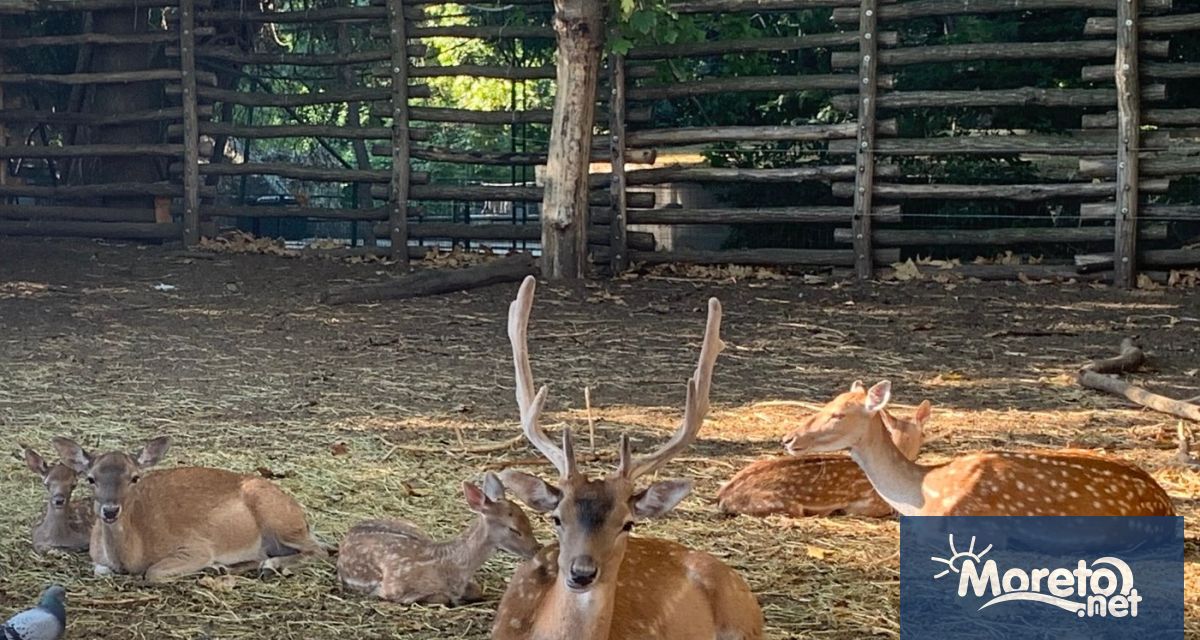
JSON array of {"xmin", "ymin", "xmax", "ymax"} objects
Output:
[
  {"xmin": 718, "ymin": 396, "xmax": 931, "ymax": 518},
  {"xmin": 493, "ymin": 276, "xmax": 763, "ymax": 640},
  {"xmin": 782, "ymin": 380, "xmax": 1174, "ymax": 516}
]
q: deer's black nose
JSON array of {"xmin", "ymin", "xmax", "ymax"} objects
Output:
[
  {"xmin": 51, "ymin": 496, "xmax": 67, "ymax": 507},
  {"xmin": 568, "ymin": 556, "xmax": 598, "ymax": 589},
  {"xmin": 100, "ymin": 505, "xmax": 121, "ymax": 522}
]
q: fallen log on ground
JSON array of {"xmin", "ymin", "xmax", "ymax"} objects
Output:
[
  {"xmin": 1076, "ymin": 338, "xmax": 1200, "ymax": 422},
  {"xmin": 319, "ymin": 253, "xmax": 538, "ymax": 305}
]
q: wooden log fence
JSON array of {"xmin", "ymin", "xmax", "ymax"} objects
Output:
[{"xmin": 0, "ymin": 0, "xmax": 1197, "ymax": 285}]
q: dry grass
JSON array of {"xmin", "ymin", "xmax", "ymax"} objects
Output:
[{"xmin": 0, "ymin": 237, "xmax": 1197, "ymax": 639}]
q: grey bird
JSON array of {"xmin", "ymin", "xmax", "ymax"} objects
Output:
[{"xmin": 1, "ymin": 585, "xmax": 66, "ymax": 640}]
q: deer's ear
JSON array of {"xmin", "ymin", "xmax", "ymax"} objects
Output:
[
  {"xmin": 463, "ymin": 481, "xmax": 488, "ymax": 513},
  {"xmin": 482, "ymin": 471, "xmax": 506, "ymax": 502},
  {"xmin": 136, "ymin": 436, "xmax": 170, "ymax": 468},
  {"xmin": 52, "ymin": 437, "xmax": 92, "ymax": 474},
  {"xmin": 913, "ymin": 400, "xmax": 932, "ymax": 426},
  {"xmin": 850, "ymin": 380, "xmax": 865, "ymax": 392},
  {"xmin": 23, "ymin": 448, "xmax": 49, "ymax": 477},
  {"xmin": 864, "ymin": 380, "xmax": 892, "ymax": 414},
  {"xmin": 497, "ymin": 470, "xmax": 561, "ymax": 513},
  {"xmin": 630, "ymin": 479, "xmax": 692, "ymax": 520}
]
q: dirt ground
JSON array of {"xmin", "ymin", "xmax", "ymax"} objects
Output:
[{"xmin": 0, "ymin": 236, "xmax": 1197, "ymax": 639}]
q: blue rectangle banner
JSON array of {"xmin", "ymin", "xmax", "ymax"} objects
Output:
[{"xmin": 900, "ymin": 516, "xmax": 1183, "ymax": 639}]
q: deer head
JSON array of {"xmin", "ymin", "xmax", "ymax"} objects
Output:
[
  {"xmin": 22, "ymin": 447, "xmax": 80, "ymax": 510},
  {"xmin": 781, "ymin": 380, "xmax": 893, "ymax": 455},
  {"xmin": 53, "ymin": 436, "xmax": 171, "ymax": 524},
  {"xmin": 499, "ymin": 276, "xmax": 723, "ymax": 592},
  {"xmin": 465, "ymin": 472, "xmax": 542, "ymax": 559}
]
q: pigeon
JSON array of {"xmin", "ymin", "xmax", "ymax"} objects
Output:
[{"xmin": 1, "ymin": 585, "xmax": 66, "ymax": 640}]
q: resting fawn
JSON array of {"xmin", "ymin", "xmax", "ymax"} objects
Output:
[
  {"xmin": 718, "ymin": 394, "xmax": 931, "ymax": 518},
  {"xmin": 53, "ymin": 435, "xmax": 327, "ymax": 581},
  {"xmin": 337, "ymin": 472, "xmax": 540, "ymax": 605},
  {"xmin": 782, "ymin": 380, "xmax": 1174, "ymax": 516},
  {"xmin": 22, "ymin": 447, "xmax": 92, "ymax": 552}
]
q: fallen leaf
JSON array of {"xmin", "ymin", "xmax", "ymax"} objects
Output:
[
  {"xmin": 806, "ymin": 545, "xmax": 828, "ymax": 560},
  {"xmin": 331, "ymin": 442, "xmax": 350, "ymax": 456},
  {"xmin": 198, "ymin": 575, "xmax": 238, "ymax": 592}
]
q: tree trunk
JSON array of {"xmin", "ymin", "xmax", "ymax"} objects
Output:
[
  {"xmin": 89, "ymin": 9, "xmax": 164, "ymax": 211},
  {"xmin": 541, "ymin": 0, "xmax": 604, "ymax": 279}
]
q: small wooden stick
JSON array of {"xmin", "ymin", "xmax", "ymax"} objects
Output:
[
  {"xmin": 1176, "ymin": 422, "xmax": 1200, "ymax": 467},
  {"xmin": 584, "ymin": 386, "xmax": 596, "ymax": 453},
  {"xmin": 1078, "ymin": 369, "xmax": 1200, "ymax": 422},
  {"xmin": 1081, "ymin": 337, "xmax": 1145, "ymax": 374}
]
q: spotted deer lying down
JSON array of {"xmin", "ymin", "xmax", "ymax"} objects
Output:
[
  {"xmin": 22, "ymin": 447, "xmax": 93, "ymax": 553},
  {"xmin": 717, "ymin": 395, "xmax": 931, "ymax": 518},
  {"xmin": 493, "ymin": 276, "xmax": 763, "ymax": 640},
  {"xmin": 337, "ymin": 472, "xmax": 541, "ymax": 605},
  {"xmin": 782, "ymin": 380, "xmax": 1175, "ymax": 516},
  {"xmin": 53, "ymin": 436, "xmax": 327, "ymax": 581}
]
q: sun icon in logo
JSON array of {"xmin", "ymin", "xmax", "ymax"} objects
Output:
[{"xmin": 931, "ymin": 534, "xmax": 993, "ymax": 580}]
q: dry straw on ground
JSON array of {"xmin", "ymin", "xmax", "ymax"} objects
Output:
[{"xmin": 0, "ymin": 238, "xmax": 1197, "ymax": 639}]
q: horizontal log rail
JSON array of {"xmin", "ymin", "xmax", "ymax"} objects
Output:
[
  {"xmin": 177, "ymin": 162, "xmax": 430, "ymax": 184},
  {"xmin": 625, "ymin": 165, "xmax": 901, "ymax": 184},
  {"xmin": 1082, "ymin": 62, "xmax": 1200, "ymax": 81},
  {"xmin": 167, "ymin": 122, "xmax": 430, "ymax": 141},
  {"xmin": 627, "ymin": 205, "xmax": 903, "ymax": 224},
  {"xmin": 1080, "ymin": 203, "xmax": 1200, "ymax": 220},
  {"xmin": 371, "ymin": 144, "xmax": 654, "ymax": 165},
  {"xmin": 831, "ymin": 0, "xmax": 1172, "ymax": 22},
  {"xmin": 833, "ymin": 224, "xmax": 1170, "ymax": 245},
  {"xmin": 629, "ymin": 247, "xmax": 901, "ymax": 267},
  {"xmin": 626, "ymin": 32, "xmax": 898, "ymax": 60},
  {"xmin": 0, "ymin": 220, "xmax": 182, "ymax": 240},
  {"xmin": 368, "ymin": 183, "xmax": 655, "ymax": 207},
  {"xmin": 0, "ymin": 106, "xmax": 210, "ymax": 126},
  {"xmin": 0, "ymin": 144, "xmax": 183, "ymax": 158},
  {"xmin": 0, "ymin": 182, "xmax": 207, "ymax": 199},
  {"xmin": 406, "ymin": 25, "xmax": 554, "ymax": 39},
  {"xmin": 1078, "ymin": 155, "xmax": 1200, "ymax": 178},
  {"xmin": 830, "ymin": 40, "xmax": 1170, "ymax": 68},
  {"xmin": 0, "ymin": 0, "xmax": 208, "ymax": 12},
  {"xmin": 183, "ymin": 85, "xmax": 427, "ymax": 107},
  {"xmin": 368, "ymin": 222, "xmax": 655, "ymax": 250},
  {"xmin": 1086, "ymin": 12, "xmax": 1200, "ymax": 34},
  {"xmin": 0, "ymin": 29, "xmax": 214, "ymax": 49},
  {"xmin": 831, "ymin": 180, "xmax": 1172, "ymax": 200},
  {"xmin": 831, "ymin": 86, "xmax": 1167, "ymax": 111},
  {"xmin": 627, "ymin": 121, "xmax": 898, "ymax": 145},
  {"xmin": 629, "ymin": 74, "xmax": 892, "ymax": 101},
  {"xmin": 0, "ymin": 69, "xmax": 216, "ymax": 85},
  {"xmin": 1082, "ymin": 109, "xmax": 1200, "ymax": 128},
  {"xmin": 0, "ymin": 204, "xmax": 156, "ymax": 222},
  {"xmin": 200, "ymin": 205, "xmax": 390, "ymax": 221},
  {"xmin": 173, "ymin": 44, "xmax": 425, "ymax": 66},
  {"xmin": 825, "ymin": 134, "xmax": 1121, "ymax": 155}
]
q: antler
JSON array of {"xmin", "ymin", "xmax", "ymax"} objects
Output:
[
  {"xmin": 618, "ymin": 297, "xmax": 724, "ymax": 480},
  {"xmin": 508, "ymin": 276, "xmax": 571, "ymax": 477}
]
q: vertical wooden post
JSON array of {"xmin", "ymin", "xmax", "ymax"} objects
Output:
[
  {"xmin": 608, "ymin": 54, "xmax": 629, "ymax": 274},
  {"xmin": 1114, "ymin": 0, "xmax": 1141, "ymax": 288},
  {"xmin": 179, "ymin": 0, "xmax": 201, "ymax": 245},
  {"xmin": 387, "ymin": 0, "xmax": 411, "ymax": 263},
  {"xmin": 852, "ymin": 0, "xmax": 880, "ymax": 280}
]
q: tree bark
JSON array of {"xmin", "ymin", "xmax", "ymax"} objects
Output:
[{"xmin": 541, "ymin": 0, "xmax": 604, "ymax": 279}]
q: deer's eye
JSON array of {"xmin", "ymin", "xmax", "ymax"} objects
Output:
[
  {"xmin": 87, "ymin": 477, "xmax": 95, "ymax": 485},
  {"xmin": 130, "ymin": 475, "xmax": 140, "ymax": 484},
  {"xmin": 621, "ymin": 521, "xmax": 635, "ymax": 532},
  {"xmin": 508, "ymin": 526, "xmax": 522, "ymax": 535},
  {"xmin": 830, "ymin": 413, "xmax": 845, "ymax": 420},
  {"xmin": 551, "ymin": 516, "xmax": 562, "ymax": 527}
]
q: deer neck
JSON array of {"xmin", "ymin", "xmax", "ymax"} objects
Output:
[
  {"xmin": 445, "ymin": 516, "xmax": 493, "ymax": 576},
  {"xmin": 849, "ymin": 415, "xmax": 930, "ymax": 516},
  {"xmin": 38, "ymin": 503, "xmax": 71, "ymax": 535}
]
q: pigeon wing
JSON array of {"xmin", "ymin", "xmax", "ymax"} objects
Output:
[{"xmin": 1, "ymin": 608, "xmax": 63, "ymax": 640}]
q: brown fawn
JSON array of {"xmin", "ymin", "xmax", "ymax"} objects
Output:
[
  {"xmin": 337, "ymin": 472, "xmax": 541, "ymax": 605},
  {"xmin": 781, "ymin": 380, "xmax": 1174, "ymax": 516},
  {"xmin": 53, "ymin": 435, "xmax": 328, "ymax": 581},
  {"xmin": 492, "ymin": 276, "xmax": 763, "ymax": 640},
  {"xmin": 718, "ymin": 394, "xmax": 932, "ymax": 518},
  {"xmin": 22, "ymin": 447, "xmax": 92, "ymax": 553}
]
